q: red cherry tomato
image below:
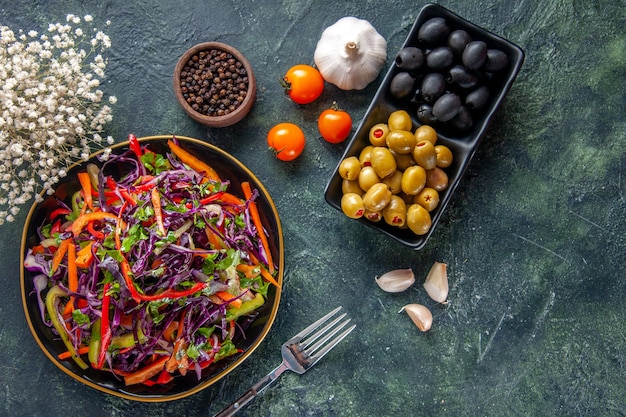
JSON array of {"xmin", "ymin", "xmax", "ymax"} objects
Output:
[
  {"xmin": 282, "ymin": 64, "xmax": 324, "ymax": 105},
  {"xmin": 318, "ymin": 103, "xmax": 353, "ymax": 144},
  {"xmin": 267, "ymin": 122, "xmax": 306, "ymax": 161}
]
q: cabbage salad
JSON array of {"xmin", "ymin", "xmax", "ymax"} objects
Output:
[{"xmin": 24, "ymin": 135, "xmax": 278, "ymax": 386}]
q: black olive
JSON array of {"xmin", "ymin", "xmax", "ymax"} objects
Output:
[
  {"xmin": 417, "ymin": 103, "xmax": 438, "ymax": 125},
  {"xmin": 462, "ymin": 41, "xmax": 488, "ymax": 70},
  {"xmin": 418, "ymin": 17, "xmax": 450, "ymax": 46},
  {"xmin": 450, "ymin": 106, "xmax": 473, "ymax": 131},
  {"xmin": 446, "ymin": 65, "xmax": 478, "ymax": 89},
  {"xmin": 465, "ymin": 85, "xmax": 490, "ymax": 110},
  {"xmin": 448, "ymin": 29, "xmax": 472, "ymax": 56},
  {"xmin": 395, "ymin": 47, "xmax": 424, "ymax": 71},
  {"xmin": 389, "ymin": 72, "xmax": 416, "ymax": 100},
  {"xmin": 483, "ymin": 49, "xmax": 509, "ymax": 71},
  {"xmin": 420, "ymin": 73, "xmax": 446, "ymax": 103},
  {"xmin": 432, "ymin": 93, "xmax": 462, "ymax": 122},
  {"xmin": 426, "ymin": 47, "xmax": 454, "ymax": 70}
]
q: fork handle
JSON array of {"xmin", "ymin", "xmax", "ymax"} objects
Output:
[{"xmin": 212, "ymin": 362, "xmax": 289, "ymax": 417}]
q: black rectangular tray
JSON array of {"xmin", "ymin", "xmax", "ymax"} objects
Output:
[{"xmin": 324, "ymin": 3, "xmax": 525, "ymax": 249}]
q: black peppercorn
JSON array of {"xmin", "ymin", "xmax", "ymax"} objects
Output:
[{"xmin": 180, "ymin": 48, "xmax": 249, "ymax": 117}]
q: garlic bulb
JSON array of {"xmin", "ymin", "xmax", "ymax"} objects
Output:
[
  {"xmin": 423, "ymin": 262, "xmax": 448, "ymax": 303},
  {"xmin": 399, "ymin": 304, "xmax": 433, "ymax": 332},
  {"xmin": 375, "ymin": 268, "xmax": 415, "ymax": 292},
  {"xmin": 314, "ymin": 17, "xmax": 387, "ymax": 90}
]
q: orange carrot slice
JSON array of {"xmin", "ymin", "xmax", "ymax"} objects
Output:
[
  {"xmin": 241, "ymin": 181, "xmax": 274, "ymax": 274},
  {"xmin": 167, "ymin": 139, "xmax": 220, "ymax": 181}
]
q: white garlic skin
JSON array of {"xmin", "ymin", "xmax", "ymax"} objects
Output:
[
  {"xmin": 399, "ymin": 304, "xmax": 433, "ymax": 332},
  {"xmin": 423, "ymin": 262, "xmax": 448, "ymax": 303},
  {"xmin": 314, "ymin": 16, "xmax": 387, "ymax": 90},
  {"xmin": 375, "ymin": 268, "xmax": 415, "ymax": 292}
]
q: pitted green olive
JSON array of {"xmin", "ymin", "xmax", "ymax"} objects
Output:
[
  {"xmin": 414, "ymin": 187, "xmax": 439, "ymax": 211},
  {"xmin": 358, "ymin": 166, "xmax": 380, "ymax": 191},
  {"xmin": 382, "ymin": 169, "xmax": 403, "ymax": 194},
  {"xmin": 362, "ymin": 182, "xmax": 392, "ymax": 212},
  {"xmin": 369, "ymin": 123, "xmax": 390, "ymax": 146},
  {"xmin": 401, "ymin": 165, "xmax": 426, "ymax": 195},
  {"xmin": 342, "ymin": 179, "xmax": 363, "ymax": 195},
  {"xmin": 359, "ymin": 145, "xmax": 374, "ymax": 165},
  {"xmin": 370, "ymin": 146, "xmax": 397, "ymax": 178},
  {"xmin": 386, "ymin": 130, "xmax": 416, "ymax": 155},
  {"xmin": 434, "ymin": 145, "xmax": 453, "ymax": 168},
  {"xmin": 364, "ymin": 209, "xmax": 382, "ymax": 222},
  {"xmin": 382, "ymin": 195, "xmax": 407, "ymax": 227},
  {"xmin": 341, "ymin": 193, "xmax": 365, "ymax": 219},
  {"xmin": 406, "ymin": 204, "xmax": 432, "ymax": 235},
  {"xmin": 412, "ymin": 140, "xmax": 437, "ymax": 170},
  {"xmin": 387, "ymin": 110, "xmax": 413, "ymax": 131},
  {"xmin": 426, "ymin": 167, "xmax": 449, "ymax": 191},
  {"xmin": 414, "ymin": 125, "xmax": 438, "ymax": 145},
  {"xmin": 339, "ymin": 156, "xmax": 361, "ymax": 181}
]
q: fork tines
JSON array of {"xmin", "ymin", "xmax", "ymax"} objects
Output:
[{"xmin": 297, "ymin": 306, "xmax": 356, "ymax": 365}]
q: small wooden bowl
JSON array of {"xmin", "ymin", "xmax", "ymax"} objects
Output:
[{"xmin": 173, "ymin": 42, "xmax": 256, "ymax": 127}]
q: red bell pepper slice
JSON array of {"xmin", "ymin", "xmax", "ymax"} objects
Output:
[
  {"xmin": 128, "ymin": 133, "xmax": 143, "ymax": 158},
  {"xmin": 96, "ymin": 282, "xmax": 112, "ymax": 369},
  {"xmin": 137, "ymin": 282, "xmax": 206, "ymax": 302}
]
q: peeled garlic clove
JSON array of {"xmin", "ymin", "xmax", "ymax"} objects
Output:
[
  {"xmin": 423, "ymin": 261, "xmax": 448, "ymax": 303},
  {"xmin": 399, "ymin": 304, "xmax": 433, "ymax": 332},
  {"xmin": 314, "ymin": 16, "xmax": 387, "ymax": 90},
  {"xmin": 375, "ymin": 268, "xmax": 415, "ymax": 292}
]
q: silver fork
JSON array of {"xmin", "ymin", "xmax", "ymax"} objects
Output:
[{"xmin": 212, "ymin": 306, "xmax": 356, "ymax": 417}]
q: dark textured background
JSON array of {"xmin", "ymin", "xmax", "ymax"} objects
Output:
[{"xmin": 1, "ymin": 1, "xmax": 624, "ymax": 416}]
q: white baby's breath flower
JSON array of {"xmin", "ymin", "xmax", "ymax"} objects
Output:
[{"xmin": 0, "ymin": 15, "xmax": 116, "ymax": 224}]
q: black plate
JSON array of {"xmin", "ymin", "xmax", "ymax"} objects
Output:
[
  {"xmin": 324, "ymin": 3, "xmax": 524, "ymax": 249},
  {"xmin": 20, "ymin": 135, "xmax": 284, "ymax": 401}
]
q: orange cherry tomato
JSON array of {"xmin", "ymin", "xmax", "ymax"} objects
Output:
[
  {"xmin": 267, "ymin": 122, "xmax": 306, "ymax": 161},
  {"xmin": 318, "ymin": 103, "xmax": 353, "ymax": 144},
  {"xmin": 282, "ymin": 64, "xmax": 324, "ymax": 105}
]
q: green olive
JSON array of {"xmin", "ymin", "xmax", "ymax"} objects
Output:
[
  {"xmin": 425, "ymin": 167, "xmax": 449, "ymax": 191},
  {"xmin": 359, "ymin": 145, "xmax": 374, "ymax": 165},
  {"xmin": 382, "ymin": 195, "xmax": 407, "ymax": 227},
  {"xmin": 435, "ymin": 144, "xmax": 453, "ymax": 168},
  {"xmin": 370, "ymin": 146, "xmax": 397, "ymax": 179},
  {"xmin": 414, "ymin": 124, "xmax": 438, "ymax": 145},
  {"xmin": 341, "ymin": 193, "xmax": 365, "ymax": 219},
  {"xmin": 382, "ymin": 169, "xmax": 403, "ymax": 194},
  {"xmin": 406, "ymin": 204, "xmax": 432, "ymax": 235},
  {"xmin": 362, "ymin": 182, "xmax": 392, "ymax": 212},
  {"xmin": 369, "ymin": 123, "xmax": 390, "ymax": 146},
  {"xmin": 388, "ymin": 110, "xmax": 413, "ymax": 131},
  {"xmin": 386, "ymin": 130, "xmax": 417, "ymax": 154},
  {"xmin": 364, "ymin": 209, "xmax": 382, "ymax": 222},
  {"xmin": 342, "ymin": 179, "xmax": 363, "ymax": 195},
  {"xmin": 358, "ymin": 166, "xmax": 380, "ymax": 191},
  {"xmin": 401, "ymin": 165, "xmax": 426, "ymax": 195},
  {"xmin": 414, "ymin": 187, "xmax": 439, "ymax": 211},
  {"xmin": 391, "ymin": 150, "xmax": 416, "ymax": 171},
  {"xmin": 412, "ymin": 140, "xmax": 437, "ymax": 170},
  {"xmin": 338, "ymin": 156, "xmax": 361, "ymax": 180}
]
